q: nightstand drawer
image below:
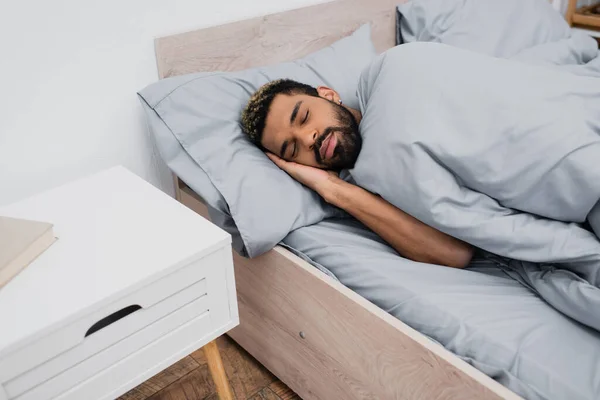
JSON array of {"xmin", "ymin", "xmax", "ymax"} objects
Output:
[
  {"xmin": 57, "ymin": 308, "xmax": 214, "ymax": 400},
  {"xmin": 12, "ymin": 296, "xmax": 212, "ymax": 400},
  {"xmin": 0, "ymin": 246, "xmax": 230, "ymax": 400}
]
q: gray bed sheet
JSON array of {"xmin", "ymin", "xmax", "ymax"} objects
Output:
[{"xmin": 283, "ymin": 218, "xmax": 600, "ymax": 400}]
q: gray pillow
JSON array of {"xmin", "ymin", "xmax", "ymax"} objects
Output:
[
  {"xmin": 138, "ymin": 97, "xmax": 247, "ymax": 254},
  {"xmin": 138, "ymin": 24, "xmax": 376, "ymax": 258},
  {"xmin": 396, "ymin": 0, "xmax": 570, "ymax": 58}
]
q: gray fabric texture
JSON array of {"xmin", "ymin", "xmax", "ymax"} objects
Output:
[
  {"xmin": 138, "ymin": 95, "xmax": 247, "ymax": 253},
  {"xmin": 351, "ymin": 42, "xmax": 600, "ymax": 331},
  {"xmin": 396, "ymin": 0, "xmax": 600, "ymax": 77},
  {"xmin": 282, "ymin": 219, "xmax": 600, "ymax": 400},
  {"xmin": 396, "ymin": 0, "xmax": 571, "ymax": 58},
  {"xmin": 510, "ymin": 32, "xmax": 600, "ymax": 77},
  {"xmin": 590, "ymin": 200, "xmax": 600, "ymax": 240},
  {"xmin": 138, "ymin": 24, "xmax": 377, "ymax": 257}
]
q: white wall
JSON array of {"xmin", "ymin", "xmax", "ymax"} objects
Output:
[{"xmin": 0, "ymin": 0, "xmax": 327, "ymax": 206}]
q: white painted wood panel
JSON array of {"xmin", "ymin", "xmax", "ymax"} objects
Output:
[
  {"xmin": 14, "ymin": 296, "xmax": 210, "ymax": 400},
  {"xmin": 0, "ymin": 166, "xmax": 230, "ymax": 357},
  {"xmin": 56, "ymin": 310, "xmax": 215, "ymax": 400},
  {"xmin": 0, "ymin": 166, "xmax": 238, "ymax": 400},
  {"xmin": 6, "ymin": 278, "xmax": 207, "ymax": 396}
]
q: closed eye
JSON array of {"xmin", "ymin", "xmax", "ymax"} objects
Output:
[
  {"xmin": 301, "ymin": 109, "xmax": 309, "ymax": 125},
  {"xmin": 292, "ymin": 142, "xmax": 298, "ymax": 158}
]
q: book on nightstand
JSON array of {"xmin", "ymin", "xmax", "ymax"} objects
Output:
[{"xmin": 0, "ymin": 216, "xmax": 56, "ymax": 288}]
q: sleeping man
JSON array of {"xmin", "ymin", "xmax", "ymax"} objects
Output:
[
  {"xmin": 240, "ymin": 43, "xmax": 600, "ymax": 274},
  {"xmin": 241, "ymin": 78, "xmax": 475, "ymax": 269}
]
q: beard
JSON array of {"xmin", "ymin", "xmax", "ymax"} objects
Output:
[{"xmin": 313, "ymin": 100, "xmax": 362, "ymax": 170}]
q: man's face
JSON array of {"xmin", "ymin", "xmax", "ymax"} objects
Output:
[{"xmin": 260, "ymin": 91, "xmax": 361, "ymax": 169}]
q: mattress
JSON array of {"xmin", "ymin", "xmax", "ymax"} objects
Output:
[{"xmin": 282, "ymin": 218, "xmax": 600, "ymax": 400}]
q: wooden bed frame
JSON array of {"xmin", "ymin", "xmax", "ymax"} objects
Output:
[{"xmin": 154, "ymin": 1, "xmax": 522, "ymax": 398}]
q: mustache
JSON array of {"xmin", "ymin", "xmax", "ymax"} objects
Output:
[{"xmin": 314, "ymin": 127, "xmax": 339, "ymax": 164}]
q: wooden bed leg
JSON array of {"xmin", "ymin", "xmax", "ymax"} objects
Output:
[{"xmin": 203, "ymin": 339, "xmax": 234, "ymax": 400}]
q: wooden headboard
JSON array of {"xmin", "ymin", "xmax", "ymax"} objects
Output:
[{"xmin": 154, "ymin": 0, "xmax": 401, "ymax": 79}]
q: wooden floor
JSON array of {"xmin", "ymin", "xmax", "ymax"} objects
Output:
[{"xmin": 118, "ymin": 335, "xmax": 301, "ymax": 400}]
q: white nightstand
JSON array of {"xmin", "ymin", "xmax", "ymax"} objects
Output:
[{"xmin": 0, "ymin": 166, "xmax": 239, "ymax": 400}]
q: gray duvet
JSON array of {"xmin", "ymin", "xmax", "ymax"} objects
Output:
[{"xmin": 349, "ymin": 42, "xmax": 600, "ymax": 333}]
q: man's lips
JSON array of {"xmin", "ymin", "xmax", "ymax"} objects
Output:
[{"xmin": 319, "ymin": 132, "xmax": 337, "ymax": 161}]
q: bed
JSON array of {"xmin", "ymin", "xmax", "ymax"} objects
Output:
[{"xmin": 145, "ymin": 1, "xmax": 600, "ymax": 399}]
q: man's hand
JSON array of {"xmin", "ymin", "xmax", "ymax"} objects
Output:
[{"xmin": 266, "ymin": 153, "xmax": 339, "ymax": 197}]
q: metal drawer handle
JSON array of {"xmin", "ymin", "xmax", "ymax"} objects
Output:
[{"xmin": 85, "ymin": 305, "xmax": 142, "ymax": 337}]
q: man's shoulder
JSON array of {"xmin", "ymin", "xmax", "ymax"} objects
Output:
[{"xmin": 358, "ymin": 43, "xmax": 446, "ymax": 105}]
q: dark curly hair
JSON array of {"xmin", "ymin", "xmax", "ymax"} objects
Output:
[{"xmin": 241, "ymin": 79, "xmax": 318, "ymax": 145}]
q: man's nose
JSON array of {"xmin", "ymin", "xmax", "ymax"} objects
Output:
[{"xmin": 299, "ymin": 129, "xmax": 318, "ymax": 150}]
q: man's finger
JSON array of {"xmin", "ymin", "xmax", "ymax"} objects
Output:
[
  {"xmin": 267, "ymin": 152, "xmax": 304, "ymax": 183},
  {"xmin": 265, "ymin": 152, "xmax": 279, "ymax": 162},
  {"xmin": 266, "ymin": 152, "xmax": 286, "ymax": 168}
]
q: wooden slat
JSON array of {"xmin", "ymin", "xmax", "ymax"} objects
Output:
[
  {"xmin": 267, "ymin": 381, "xmax": 300, "ymax": 400},
  {"xmin": 118, "ymin": 357, "xmax": 199, "ymax": 400},
  {"xmin": 567, "ymin": 1, "xmax": 600, "ymax": 28},
  {"xmin": 146, "ymin": 365, "xmax": 215, "ymax": 400},
  {"xmin": 155, "ymin": 0, "xmax": 400, "ymax": 79},
  {"xmin": 247, "ymin": 387, "xmax": 281, "ymax": 400},
  {"xmin": 566, "ymin": 0, "xmax": 579, "ymax": 25},
  {"xmin": 572, "ymin": 12, "xmax": 600, "ymax": 28}
]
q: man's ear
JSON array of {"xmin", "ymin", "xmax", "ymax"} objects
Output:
[{"xmin": 317, "ymin": 86, "xmax": 340, "ymax": 103}]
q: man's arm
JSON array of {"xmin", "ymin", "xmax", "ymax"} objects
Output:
[
  {"xmin": 266, "ymin": 153, "xmax": 474, "ymax": 269},
  {"xmin": 320, "ymin": 177, "xmax": 474, "ymax": 268}
]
